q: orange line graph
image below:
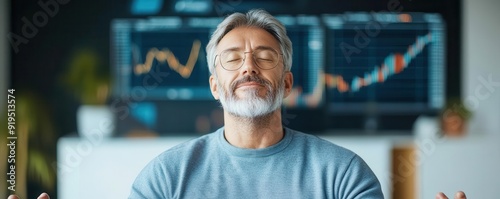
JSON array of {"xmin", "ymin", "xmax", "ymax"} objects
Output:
[{"xmin": 134, "ymin": 40, "xmax": 201, "ymax": 78}]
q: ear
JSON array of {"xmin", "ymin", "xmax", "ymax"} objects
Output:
[
  {"xmin": 209, "ymin": 74, "xmax": 220, "ymax": 100},
  {"xmin": 283, "ymin": 71, "xmax": 293, "ymax": 98}
]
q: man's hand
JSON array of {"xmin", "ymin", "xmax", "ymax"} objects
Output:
[
  {"xmin": 436, "ymin": 191, "xmax": 466, "ymax": 199},
  {"xmin": 7, "ymin": 193, "xmax": 50, "ymax": 199}
]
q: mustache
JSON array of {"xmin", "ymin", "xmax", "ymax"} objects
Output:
[{"xmin": 230, "ymin": 75, "xmax": 273, "ymax": 92}]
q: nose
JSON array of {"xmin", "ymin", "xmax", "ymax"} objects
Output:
[{"xmin": 240, "ymin": 52, "xmax": 259, "ymax": 75}]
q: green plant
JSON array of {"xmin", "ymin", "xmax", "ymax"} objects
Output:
[
  {"xmin": 61, "ymin": 48, "xmax": 110, "ymax": 105},
  {"xmin": 442, "ymin": 98, "xmax": 472, "ymax": 120},
  {"xmin": 1, "ymin": 91, "xmax": 56, "ymax": 198},
  {"xmin": 440, "ymin": 98, "xmax": 473, "ymax": 136}
]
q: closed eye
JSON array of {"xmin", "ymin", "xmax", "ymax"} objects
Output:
[
  {"xmin": 226, "ymin": 58, "xmax": 242, "ymax": 63},
  {"xmin": 256, "ymin": 58, "xmax": 274, "ymax": 62}
]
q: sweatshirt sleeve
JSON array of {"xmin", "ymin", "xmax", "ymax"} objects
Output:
[
  {"xmin": 128, "ymin": 157, "xmax": 170, "ymax": 199},
  {"xmin": 336, "ymin": 155, "xmax": 385, "ymax": 199}
]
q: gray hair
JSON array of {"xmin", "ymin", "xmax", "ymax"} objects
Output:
[{"xmin": 206, "ymin": 9, "xmax": 293, "ymax": 75}]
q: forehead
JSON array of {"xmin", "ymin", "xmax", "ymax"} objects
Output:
[{"xmin": 217, "ymin": 26, "xmax": 280, "ymax": 52}]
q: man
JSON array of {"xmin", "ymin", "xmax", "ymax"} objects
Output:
[
  {"xmin": 129, "ymin": 9, "xmax": 380, "ymax": 198},
  {"xmin": 8, "ymin": 9, "xmax": 466, "ymax": 199}
]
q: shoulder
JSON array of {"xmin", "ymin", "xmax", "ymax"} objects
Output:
[
  {"xmin": 132, "ymin": 131, "xmax": 217, "ymax": 188},
  {"xmin": 129, "ymin": 130, "xmax": 220, "ymax": 197},
  {"xmin": 287, "ymin": 128, "xmax": 358, "ymax": 160},
  {"xmin": 286, "ymin": 128, "xmax": 376, "ymax": 175},
  {"xmin": 154, "ymin": 131, "xmax": 219, "ymax": 163}
]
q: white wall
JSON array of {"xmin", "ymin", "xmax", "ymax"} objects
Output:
[
  {"xmin": 0, "ymin": 0, "xmax": 8, "ymax": 111},
  {"xmin": 463, "ymin": 0, "xmax": 500, "ymax": 135},
  {"xmin": 418, "ymin": 134, "xmax": 500, "ymax": 198},
  {"xmin": 417, "ymin": 2, "xmax": 500, "ymax": 198}
]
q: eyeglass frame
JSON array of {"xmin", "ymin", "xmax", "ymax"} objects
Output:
[{"xmin": 213, "ymin": 47, "xmax": 284, "ymax": 71}]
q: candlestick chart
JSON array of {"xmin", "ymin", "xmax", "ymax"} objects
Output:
[
  {"xmin": 326, "ymin": 32, "xmax": 434, "ymax": 94},
  {"xmin": 326, "ymin": 28, "xmax": 444, "ymax": 107}
]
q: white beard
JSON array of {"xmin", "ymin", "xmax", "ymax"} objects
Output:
[{"xmin": 217, "ymin": 75, "xmax": 285, "ymax": 118}]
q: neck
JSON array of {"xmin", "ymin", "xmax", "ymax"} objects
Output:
[{"xmin": 223, "ymin": 109, "xmax": 284, "ymax": 149}]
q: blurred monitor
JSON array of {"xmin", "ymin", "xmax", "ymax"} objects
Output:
[
  {"xmin": 323, "ymin": 12, "xmax": 446, "ymax": 131},
  {"xmin": 111, "ymin": 17, "xmax": 219, "ymax": 100},
  {"xmin": 110, "ymin": 12, "xmax": 447, "ymax": 133}
]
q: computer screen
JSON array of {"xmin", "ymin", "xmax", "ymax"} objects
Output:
[
  {"xmin": 110, "ymin": 12, "xmax": 448, "ymax": 133},
  {"xmin": 324, "ymin": 12, "xmax": 445, "ymax": 114},
  {"xmin": 322, "ymin": 12, "xmax": 446, "ymax": 131},
  {"xmin": 111, "ymin": 17, "xmax": 220, "ymax": 100}
]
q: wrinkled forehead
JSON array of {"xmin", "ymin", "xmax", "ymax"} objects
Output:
[{"xmin": 216, "ymin": 26, "xmax": 281, "ymax": 53}]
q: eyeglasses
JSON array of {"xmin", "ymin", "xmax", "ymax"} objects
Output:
[{"xmin": 215, "ymin": 48, "xmax": 282, "ymax": 71}]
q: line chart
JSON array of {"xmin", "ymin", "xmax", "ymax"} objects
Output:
[{"xmin": 134, "ymin": 39, "xmax": 202, "ymax": 78}]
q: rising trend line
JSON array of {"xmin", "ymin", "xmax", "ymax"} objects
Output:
[
  {"xmin": 134, "ymin": 40, "xmax": 201, "ymax": 78},
  {"xmin": 326, "ymin": 32, "xmax": 434, "ymax": 93}
]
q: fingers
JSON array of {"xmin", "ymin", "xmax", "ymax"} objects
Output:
[
  {"xmin": 7, "ymin": 193, "xmax": 50, "ymax": 199},
  {"xmin": 436, "ymin": 192, "xmax": 449, "ymax": 199},
  {"xmin": 38, "ymin": 193, "xmax": 50, "ymax": 199},
  {"xmin": 436, "ymin": 191, "xmax": 467, "ymax": 199},
  {"xmin": 454, "ymin": 191, "xmax": 466, "ymax": 199}
]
